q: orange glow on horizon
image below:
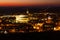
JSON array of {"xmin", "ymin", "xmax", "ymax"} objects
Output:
[{"xmin": 0, "ymin": 0, "xmax": 59, "ymax": 6}]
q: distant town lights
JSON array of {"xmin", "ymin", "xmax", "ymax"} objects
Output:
[{"xmin": 16, "ymin": 15, "xmax": 29, "ymax": 23}]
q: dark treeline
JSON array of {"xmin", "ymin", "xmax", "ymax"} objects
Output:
[{"xmin": 0, "ymin": 6, "xmax": 60, "ymax": 15}]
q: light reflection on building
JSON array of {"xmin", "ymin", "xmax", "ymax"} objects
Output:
[
  {"xmin": 54, "ymin": 21, "xmax": 60, "ymax": 31},
  {"xmin": 33, "ymin": 22, "xmax": 44, "ymax": 32},
  {"xmin": 16, "ymin": 15, "xmax": 29, "ymax": 23},
  {"xmin": 9, "ymin": 28, "xmax": 16, "ymax": 33}
]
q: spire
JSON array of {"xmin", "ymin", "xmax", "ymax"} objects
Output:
[{"xmin": 26, "ymin": 9, "xmax": 29, "ymax": 14}]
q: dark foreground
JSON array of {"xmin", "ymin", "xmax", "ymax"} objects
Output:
[{"xmin": 0, "ymin": 31, "xmax": 60, "ymax": 40}]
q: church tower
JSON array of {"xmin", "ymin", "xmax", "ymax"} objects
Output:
[{"xmin": 26, "ymin": 9, "xmax": 29, "ymax": 14}]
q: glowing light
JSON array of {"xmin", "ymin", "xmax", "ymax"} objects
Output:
[
  {"xmin": 33, "ymin": 26, "xmax": 36, "ymax": 29},
  {"xmin": 4, "ymin": 30, "xmax": 8, "ymax": 34},
  {"xmin": 37, "ymin": 23, "xmax": 44, "ymax": 27},
  {"xmin": 16, "ymin": 15, "xmax": 29, "ymax": 23},
  {"xmin": 19, "ymin": 30, "xmax": 24, "ymax": 33},
  {"xmin": 48, "ymin": 16, "xmax": 52, "ymax": 19},
  {"xmin": 36, "ymin": 27, "xmax": 39, "ymax": 29},
  {"xmin": 33, "ymin": 23, "xmax": 44, "ymax": 30},
  {"xmin": 9, "ymin": 29, "xmax": 16, "ymax": 33},
  {"xmin": 26, "ymin": 9, "xmax": 29, "ymax": 14},
  {"xmin": 54, "ymin": 27, "xmax": 60, "ymax": 31}
]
